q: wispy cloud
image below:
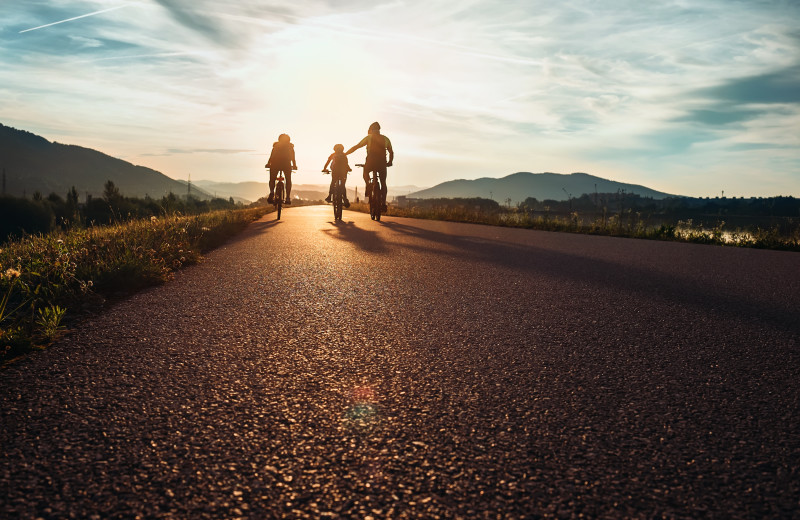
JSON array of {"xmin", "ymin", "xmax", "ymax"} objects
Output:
[
  {"xmin": 67, "ymin": 35, "xmax": 103, "ymax": 48},
  {"xmin": 166, "ymin": 148, "xmax": 256, "ymax": 155}
]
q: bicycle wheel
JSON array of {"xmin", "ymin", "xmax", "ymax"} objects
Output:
[
  {"xmin": 333, "ymin": 183, "xmax": 341, "ymax": 221},
  {"xmin": 275, "ymin": 184, "xmax": 283, "ymax": 220},
  {"xmin": 369, "ymin": 183, "xmax": 378, "ymax": 220},
  {"xmin": 374, "ymin": 181, "xmax": 382, "ymax": 221}
]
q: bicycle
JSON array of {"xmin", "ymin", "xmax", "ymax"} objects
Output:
[
  {"xmin": 273, "ymin": 172, "xmax": 285, "ymax": 220},
  {"xmin": 267, "ymin": 166, "xmax": 296, "ymax": 220},
  {"xmin": 355, "ymin": 163, "xmax": 384, "ymax": 221},
  {"xmin": 322, "ymin": 169, "xmax": 347, "ymax": 221}
]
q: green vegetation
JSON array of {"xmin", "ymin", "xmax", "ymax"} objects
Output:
[
  {"xmin": 1, "ymin": 181, "xmax": 243, "ymax": 243},
  {"xmin": 1, "ymin": 205, "xmax": 270, "ymax": 364},
  {"xmin": 351, "ymin": 194, "xmax": 800, "ymax": 251}
]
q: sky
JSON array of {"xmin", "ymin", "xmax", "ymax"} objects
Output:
[{"xmin": 1, "ymin": 0, "xmax": 799, "ymax": 197}]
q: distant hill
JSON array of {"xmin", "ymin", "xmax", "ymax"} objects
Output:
[
  {"xmin": 408, "ymin": 172, "xmax": 676, "ymax": 203},
  {"xmin": 0, "ymin": 123, "xmax": 213, "ymax": 200}
]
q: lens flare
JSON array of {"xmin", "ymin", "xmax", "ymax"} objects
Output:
[{"xmin": 344, "ymin": 385, "xmax": 379, "ymax": 425}]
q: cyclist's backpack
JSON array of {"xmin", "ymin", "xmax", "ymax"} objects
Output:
[
  {"xmin": 366, "ymin": 134, "xmax": 387, "ymax": 158},
  {"xmin": 271, "ymin": 142, "xmax": 294, "ymax": 165}
]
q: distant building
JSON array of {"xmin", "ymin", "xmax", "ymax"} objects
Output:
[{"xmin": 394, "ymin": 195, "xmax": 420, "ymax": 207}]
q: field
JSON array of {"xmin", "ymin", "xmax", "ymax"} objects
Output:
[{"xmin": 348, "ymin": 196, "xmax": 800, "ymax": 251}]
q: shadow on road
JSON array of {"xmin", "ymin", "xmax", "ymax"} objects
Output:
[
  {"xmin": 380, "ymin": 221, "xmax": 800, "ymax": 333},
  {"xmin": 321, "ymin": 221, "xmax": 388, "ymax": 253},
  {"xmin": 250, "ymin": 219, "xmax": 284, "ymax": 231},
  {"xmin": 217, "ymin": 218, "xmax": 283, "ymax": 248}
]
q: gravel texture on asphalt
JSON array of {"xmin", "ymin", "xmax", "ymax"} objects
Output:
[{"xmin": 2, "ymin": 205, "xmax": 799, "ymax": 519}]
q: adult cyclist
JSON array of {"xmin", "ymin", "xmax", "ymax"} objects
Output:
[
  {"xmin": 345, "ymin": 122, "xmax": 393, "ymax": 212},
  {"xmin": 265, "ymin": 133, "xmax": 297, "ymax": 204}
]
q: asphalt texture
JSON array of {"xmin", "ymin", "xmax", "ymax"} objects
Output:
[{"xmin": 2, "ymin": 205, "xmax": 799, "ymax": 519}]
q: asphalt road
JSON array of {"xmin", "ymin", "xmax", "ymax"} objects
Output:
[{"xmin": 2, "ymin": 205, "xmax": 799, "ymax": 519}]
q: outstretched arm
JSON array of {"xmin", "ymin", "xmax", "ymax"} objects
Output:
[
  {"xmin": 265, "ymin": 150, "xmax": 273, "ymax": 168},
  {"xmin": 322, "ymin": 155, "xmax": 333, "ymax": 170},
  {"xmin": 386, "ymin": 137, "xmax": 394, "ymax": 166},
  {"xmin": 345, "ymin": 136, "xmax": 368, "ymax": 155},
  {"xmin": 265, "ymin": 146, "xmax": 275, "ymax": 169}
]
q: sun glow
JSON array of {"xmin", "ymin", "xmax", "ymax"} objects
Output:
[{"xmin": 239, "ymin": 23, "xmax": 391, "ymax": 186}]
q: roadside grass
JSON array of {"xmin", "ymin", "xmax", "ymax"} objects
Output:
[
  {"xmin": 348, "ymin": 202, "xmax": 800, "ymax": 251},
  {"xmin": 1, "ymin": 207, "xmax": 271, "ymax": 364}
]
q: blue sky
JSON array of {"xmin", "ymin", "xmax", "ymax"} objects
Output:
[{"xmin": 1, "ymin": 0, "xmax": 799, "ymax": 196}]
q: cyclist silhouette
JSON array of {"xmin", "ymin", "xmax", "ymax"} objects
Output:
[
  {"xmin": 265, "ymin": 133, "xmax": 297, "ymax": 204},
  {"xmin": 345, "ymin": 122, "xmax": 393, "ymax": 212},
  {"xmin": 323, "ymin": 144, "xmax": 351, "ymax": 207}
]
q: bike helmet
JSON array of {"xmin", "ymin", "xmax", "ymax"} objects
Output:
[
  {"xmin": 333, "ymin": 144, "xmax": 344, "ymax": 152},
  {"xmin": 368, "ymin": 122, "xmax": 380, "ymax": 134},
  {"xmin": 278, "ymin": 133, "xmax": 290, "ymax": 143}
]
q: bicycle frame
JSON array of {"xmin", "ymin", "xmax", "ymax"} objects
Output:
[
  {"xmin": 333, "ymin": 177, "xmax": 346, "ymax": 221},
  {"xmin": 356, "ymin": 164, "xmax": 383, "ymax": 221},
  {"xmin": 274, "ymin": 174, "xmax": 285, "ymax": 220},
  {"xmin": 323, "ymin": 169, "xmax": 346, "ymax": 221}
]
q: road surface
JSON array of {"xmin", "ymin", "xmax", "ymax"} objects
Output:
[{"xmin": 2, "ymin": 205, "xmax": 799, "ymax": 518}]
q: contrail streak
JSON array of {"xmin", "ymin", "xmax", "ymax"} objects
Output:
[
  {"xmin": 70, "ymin": 51, "xmax": 206, "ymax": 64},
  {"xmin": 19, "ymin": 5, "xmax": 129, "ymax": 33}
]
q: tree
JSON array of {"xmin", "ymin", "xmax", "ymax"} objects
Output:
[
  {"xmin": 103, "ymin": 180, "xmax": 121, "ymax": 203},
  {"xmin": 66, "ymin": 186, "xmax": 80, "ymax": 228}
]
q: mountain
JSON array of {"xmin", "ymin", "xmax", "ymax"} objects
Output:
[
  {"xmin": 194, "ymin": 180, "xmax": 428, "ymax": 203},
  {"xmin": 407, "ymin": 172, "xmax": 676, "ymax": 203},
  {"xmin": 0, "ymin": 123, "xmax": 213, "ymax": 200}
]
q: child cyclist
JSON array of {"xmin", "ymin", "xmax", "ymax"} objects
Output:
[{"xmin": 322, "ymin": 144, "xmax": 351, "ymax": 208}]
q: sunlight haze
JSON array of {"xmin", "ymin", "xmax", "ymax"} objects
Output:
[{"xmin": 2, "ymin": 0, "xmax": 799, "ymax": 197}]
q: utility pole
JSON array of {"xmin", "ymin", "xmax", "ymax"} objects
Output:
[{"xmin": 562, "ymin": 187, "xmax": 572, "ymax": 211}]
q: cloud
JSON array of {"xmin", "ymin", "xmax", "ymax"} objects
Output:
[
  {"xmin": 68, "ymin": 35, "xmax": 103, "ymax": 48},
  {"xmin": 675, "ymin": 108, "xmax": 764, "ymax": 126},
  {"xmin": 700, "ymin": 64, "xmax": 800, "ymax": 104},
  {"xmin": 147, "ymin": 0, "xmax": 381, "ymax": 46},
  {"xmin": 151, "ymin": 0, "xmax": 253, "ymax": 45},
  {"xmin": 165, "ymin": 148, "xmax": 256, "ymax": 154}
]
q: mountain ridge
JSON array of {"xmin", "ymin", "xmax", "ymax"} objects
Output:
[
  {"xmin": 2, "ymin": 123, "xmax": 676, "ymax": 204},
  {"xmin": 407, "ymin": 171, "xmax": 677, "ymax": 203},
  {"xmin": 0, "ymin": 123, "xmax": 213, "ymax": 200}
]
